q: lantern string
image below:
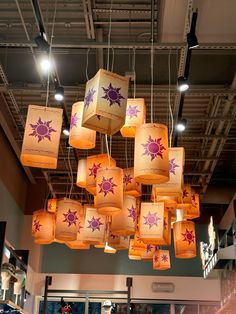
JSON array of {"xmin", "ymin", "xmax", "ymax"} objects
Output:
[
  {"xmin": 105, "ymin": 134, "xmax": 111, "ymax": 167},
  {"xmin": 106, "ymin": 0, "xmax": 113, "ymax": 71},
  {"xmin": 111, "ymin": 47, "xmax": 115, "ymax": 72},
  {"xmin": 168, "ymin": 49, "xmax": 174, "ymax": 147},
  {"xmin": 109, "ymin": 135, "xmax": 112, "ymax": 156},
  {"xmin": 132, "ymin": 48, "xmax": 136, "ymax": 98},
  {"xmin": 150, "ymin": 40, "xmax": 154, "ymax": 123},
  {"xmin": 43, "ymin": 188, "xmax": 51, "ymax": 211},
  {"xmin": 86, "ymin": 48, "xmax": 90, "ymax": 81},
  {"xmin": 125, "ymin": 138, "xmax": 129, "ymax": 169},
  {"xmin": 67, "ymin": 147, "xmax": 74, "ymax": 198}
]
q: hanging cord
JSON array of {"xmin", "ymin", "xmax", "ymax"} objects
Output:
[
  {"xmin": 168, "ymin": 49, "xmax": 174, "ymax": 147},
  {"xmin": 132, "ymin": 48, "xmax": 136, "ymax": 98},
  {"xmin": 125, "ymin": 138, "xmax": 129, "ymax": 168},
  {"xmin": 150, "ymin": 41, "xmax": 154, "ymax": 123},
  {"xmin": 105, "ymin": 134, "xmax": 111, "ymax": 167},
  {"xmin": 86, "ymin": 48, "xmax": 90, "ymax": 81},
  {"xmin": 43, "ymin": 188, "xmax": 51, "ymax": 210},
  {"xmin": 111, "ymin": 47, "xmax": 115, "ymax": 72},
  {"xmin": 68, "ymin": 147, "xmax": 74, "ymax": 198},
  {"xmin": 109, "ymin": 135, "xmax": 112, "ymax": 156},
  {"xmin": 106, "ymin": 0, "xmax": 113, "ymax": 71}
]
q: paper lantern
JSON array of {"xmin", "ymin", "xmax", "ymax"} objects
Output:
[
  {"xmin": 134, "ymin": 123, "xmax": 169, "ymax": 184},
  {"xmin": 96, "ymin": 167, "xmax": 123, "ymax": 215},
  {"xmin": 47, "ymin": 198, "xmax": 57, "ymax": 213},
  {"xmin": 86, "ymin": 154, "xmax": 116, "ymax": 195},
  {"xmin": 111, "ymin": 195, "xmax": 137, "ymax": 236},
  {"xmin": 141, "ymin": 244, "xmax": 156, "ymax": 261},
  {"xmin": 55, "ymin": 198, "xmax": 82, "ymax": 241},
  {"xmin": 128, "ymin": 239, "xmax": 142, "ymax": 260},
  {"xmin": 163, "ymin": 208, "xmax": 171, "ymax": 245},
  {"xmin": 104, "ymin": 242, "xmax": 117, "ymax": 254},
  {"xmin": 151, "ymin": 187, "xmax": 178, "ymax": 214},
  {"xmin": 139, "ymin": 202, "xmax": 167, "ymax": 245},
  {"xmin": 120, "ymin": 98, "xmax": 146, "ymax": 138},
  {"xmin": 32, "ymin": 209, "xmax": 55, "ymax": 244},
  {"xmin": 123, "ymin": 168, "xmax": 141, "ymax": 197},
  {"xmin": 153, "ymin": 250, "xmax": 171, "ymax": 270},
  {"xmin": 66, "ymin": 212, "xmax": 90, "ymax": 249},
  {"xmin": 184, "ymin": 190, "xmax": 200, "ymax": 219},
  {"xmin": 20, "ymin": 105, "xmax": 62, "ymax": 169},
  {"xmin": 69, "ymin": 101, "xmax": 96, "ymax": 149},
  {"xmin": 110, "ymin": 236, "xmax": 130, "ymax": 250},
  {"xmin": 76, "ymin": 159, "xmax": 87, "ymax": 188},
  {"xmin": 82, "ymin": 69, "xmax": 129, "ymax": 135},
  {"xmin": 177, "ymin": 184, "xmax": 192, "ymax": 211},
  {"xmin": 173, "ymin": 220, "xmax": 196, "ymax": 258},
  {"xmin": 83, "ymin": 205, "xmax": 106, "ymax": 244}
]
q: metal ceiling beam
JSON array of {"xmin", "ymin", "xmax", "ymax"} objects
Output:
[{"xmin": 82, "ymin": 0, "xmax": 95, "ymax": 39}]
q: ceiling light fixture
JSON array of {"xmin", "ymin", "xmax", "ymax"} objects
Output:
[
  {"xmin": 34, "ymin": 33, "xmax": 50, "ymax": 51},
  {"xmin": 54, "ymin": 86, "xmax": 64, "ymax": 101},
  {"xmin": 40, "ymin": 57, "xmax": 51, "ymax": 73},
  {"xmin": 187, "ymin": 11, "xmax": 199, "ymax": 49},
  {"xmin": 176, "ymin": 118, "xmax": 187, "ymax": 132},
  {"xmin": 177, "ymin": 76, "xmax": 189, "ymax": 92}
]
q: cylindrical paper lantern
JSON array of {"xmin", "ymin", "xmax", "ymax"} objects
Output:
[
  {"xmin": 184, "ymin": 190, "xmax": 200, "ymax": 219},
  {"xmin": 82, "ymin": 69, "xmax": 129, "ymax": 135},
  {"xmin": 123, "ymin": 168, "xmax": 141, "ymax": 197},
  {"xmin": 120, "ymin": 98, "xmax": 146, "ymax": 138},
  {"xmin": 110, "ymin": 236, "xmax": 130, "ymax": 250},
  {"xmin": 153, "ymin": 250, "xmax": 171, "ymax": 270},
  {"xmin": 128, "ymin": 239, "xmax": 142, "ymax": 260},
  {"xmin": 111, "ymin": 195, "xmax": 136, "ymax": 236},
  {"xmin": 86, "ymin": 154, "xmax": 116, "ymax": 195},
  {"xmin": 55, "ymin": 198, "xmax": 82, "ymax": 241},
  {"xmin": 69, "ymin": 101, "xmax": 96, "ymax": 149},
  {"xmin": 173, "ymin": 220, "xmax": 196, "ymax": 258},
  {"xmin": 96, "ymin": 167, "xmax": 123, "ymax": 215},
  {"xmin": 66, "ymin": 212, "xmax": 90, "ymax": 249},
  {"xmin": 20, "ymin": 105, "xmax": 63, "ymax": 169},
  {"xmin": 76, "ymin": 159, "xmax": 87, "ymax": 188},
  {"xmin": 47, "ymin": 198, "xmax": 57, "ymax": 213},
  {"xmin": 141, "ymin": 244, "xmax": 156, "ymax": 261},
  {"xmin": 83, "ymin": 205, "xmax": 106, "ymax": 244},
  {"xmin": 134, "ymin": 123, "xmax": 169, "ymax": 184},
  {"xmin": 151, "ymin": 187, "xmax": 178, "ymax": 214},
  {"xmin": 177, "ymin": 184, "xmax": 192, "ymax": 212},
  {"xmin": 32, "ymin": 209, "xmax": 55, "ymax": 244}
]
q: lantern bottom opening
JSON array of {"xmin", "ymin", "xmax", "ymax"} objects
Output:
[
  {"xmin": 97, "ymin": 206, "xmax": 122, "ymax": 215},
  {"xmin": 21, "ymin": 154, "xmax": 57, "ymax": 169},
  {"xmin": 55, "ymin": 233, "xmax": 77, "ymax": 242},
  {"xmin": 120, "ymin": 126, "xmax": 136, "ymax": 138},
  {"xmin": 134, "ymin": 174, "xmax": 169, "ymax": 185},
  {"xmin": 69, "ymin": 138, "xmax": 95, "ymax": 150}
]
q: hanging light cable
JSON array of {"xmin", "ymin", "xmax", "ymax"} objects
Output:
[
  {"xmin": 67, "ymin": 147, "xmax": 74, "ymax": 198},
  {"xmin": 132, "ymin": 48, "xmax": 136, "ymax": 98},
  {"xmin": 106, "ymin": 0, "xmax": 113, "ymax": 71},
  {"xmin": 168, "ymin": 49, "xmax": 174, "ymax": 147},
  {"xmin": 150, "ymin": 0, "xmax": 155, "ymax": 123}
]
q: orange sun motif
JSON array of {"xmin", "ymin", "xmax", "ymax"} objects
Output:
[
  {"xmin": 142, "ymin": 136, "xmax": 166, "ymax": 161},
  {"xmin": 182, "ymin": 229, "xmax": 195, "ymax": 245},
  {"xmin": 143, "ymin": 211, "xmax": 160, "ymax": 229},
  {"xmin": 98, "ymin": 176, "xmax": 117, "ymax": 196},
  {"xmin": 63, "ymin": 209, "xmax": 78, "ymax": 227},
  {"xmin": 29, "ymin": 117, "xmax": 56, "ymax": 142}
]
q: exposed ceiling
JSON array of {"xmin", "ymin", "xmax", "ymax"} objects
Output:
[{"xmin": 0, "ymin": 0, "xmax": 235, "ymax": 219}]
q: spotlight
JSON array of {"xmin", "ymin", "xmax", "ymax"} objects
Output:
[
  {"xmin": 40, "ymin": 57, "xmax": 51, "ymax": 73},
  {"xmin": 187, "ymin": 32, "xmax": 199, "ymax": 49},
  {"xmin": 177, "ymin": 76, "xmax": 189, "ymax": 92},
  {"xmin": 55, "ymin": 86, "xmax": 64, "ymax": 101},
  {"xmin": 176, "ymin": 118, "xmax": 187, "ymax": 132},
  {"xmin": 34, "ymin": 33, "xmax": 50, "ymax": 51},
  {"xmin": 63, "ymin": 128, "xmax": 70, "ymax": 136}
]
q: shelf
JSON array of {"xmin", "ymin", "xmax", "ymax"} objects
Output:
[{"xmin": 0, "ymin": 300, "xmax": 29, "ymax": 314}]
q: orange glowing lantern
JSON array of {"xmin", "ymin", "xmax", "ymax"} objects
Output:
[
  {"xmin": 173, "ymin": 220, "xmax": 196, "ymax": 258},
  {"xmin": 141, "ymin": 244, "xmax": 156, "ymax": 261},
  {"xmin": 123, "ymin": 168, "xmax": 141, "ymax": 197},
  {"xmin": 83, "ymin": 205, "xmax": 107, "ymax": 244},
  {"xmin": 128, "ymin": 239, "xmax": 142, "ymax": 260},
  {"xmin": 104, "ymin": 242, "xmax": 117, "ymax": 254},
  {"xmin": 55, "ymin": 198, "xmax": 82, "ymax": 242},
  {"xmin": 120, "ymin": 98, "xmax": 146, "ymax": 138},
  {"xmin": 177, "ymin": 184, "xmax": 192, "ymax": 212},
  {"xmin": 110, "ymin": 236, "xmax": 130, "ymax": 250},
  {"xmin": 82, "ymin": 69, "xmax": 129, "ymax": 135},
  {"xmin": 96, "ymin": 167, "xmax": 123, "ymax": 215},
  {"xmin": 76, "ymin": 159, "xmax": 87, "ymax": 188},
  {"xmin": 86, "ymin": 154, "xmax": 116, "ymax": 195},
  {"xmin": 69, "ymin": 101, "xmax": 96, "ymax": 149},
  {"xmin": 20, "ymin": 105, "xmax": 63, "ymax": 169},
  {"xmin": 151, "ymin": 187, "xmax": 178, "ymax": 214},
  {"xmin": 66, "ymin": 212, "xmax": 90, "ymax": 249},
  {"xmin": 134, "ymin": 123, "xmax": 169, "ymax": 184},
  {"xmin": 185, "ymin": 190, "xmax": 200, "ymax": 219},
  {"xmin": 32, "ymin": 210, "xmax": 55, "ymax": 244},
  {"xmin": 111, "ymin": 195, "xmax": 136, "ymax": 236},
  {"xmin": 47, "ymin": 198, "xmax": 57, "ymax": 213},
  {"xmin": 153, "ymin": 249, "xmax": 171, "ymax": 270}
]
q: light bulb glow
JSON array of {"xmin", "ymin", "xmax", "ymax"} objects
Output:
[
  {"xmin": 176, "ymin": 123, "xmax": 186, "ymax": 132},
  {"xmin": 55, "ymin": 93, "xmax": 64, "ymax": 101},
  {"xmin": 63, "ymin": 129, "xmax": 70, "ymax": 136},
  {"xmin": 178, "ymin": 83, "xmax": 189, "ymax": 92},
  {"xmin": 40, "ymin": 58, "xmax": 51, "ymax": 73}
]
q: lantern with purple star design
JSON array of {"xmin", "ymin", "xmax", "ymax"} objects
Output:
[
  {"xmin": 32, "ymin": 209, "xmax": 55, "ymax": 244},
  {"xmin": 120, "ymin": 98, "xmax": 146, "ymax": 138},
  {"xmin": 141, "ymin": 244, "xmax": 156, "ymax": 261},
  {"xmin": 96, "ymin": 167, "xmax": 123, "ymax": 215},
  {"xmin": 128, "ymin": 239, "xmax": 142, "ymax": 260},
  {"xmin": 184, "ymin": 190, "xmax": 200, "ymax": 219},
  {"xmin": 20, "ymin": 105, "xmax": 63, "ymax": 169},
  {"xmin": 82, "ymin": 69, "xmax": 129, "ymax": 135},
  {"xmin": 173, "ymin": 220, "xmax": 196, "ymax": 258},
  {"xmin": 55, "ymin": 198, "xmax": 82, "ymax": 242},
  {"xmin": 123, "ymin": 168, "xmax": 141, "ymax": 197},
  {"xmin": 69, "ymin": 101, "xmax": 96, "ymax": 149},
  {"xmin": 134, "ymin": 123, "xmax": 169, "ymax": 184},
  {"xmin": 153, "ymin": 249, "xmax": 171, "ymax": 270},
  {"xmin": 109, "ymin": 235, "xmax": 130, "ymax": 250},
  {"xmin": 111, "ymin": 195, "xmax": 137, "ymax": 236},
  {"xmin": 76, "ymin": 159, "xmax": 87, "ymax": 188},
  {"xmin": 177, "ymin": 184, "xmax": 192, "ymax": 212}
]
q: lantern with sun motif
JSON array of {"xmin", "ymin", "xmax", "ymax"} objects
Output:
[
  {"xmin": 173, "ymin": 220, "xmax": 196, "ymax": 258},
  {"xmin": 134, "ymin": 123, "xmax": 169, "ymax": 184},
  {"xmin": 151, "ymin": 187, "xmax": 178, "ymax": 214},
  {"xmin": 96, "ymin": 167, "xmax": 123, "ymax": 215},
  {"xmin": 83, "ymin": 205, "xmax": 107, "ymax": 244},
  {"xmin": 128, "ymin": 239, "xmax": 142, "ymax": 260},
  {"xmin": 69, "ymin": 101, "xmax": 96, "ymax": 149},
  {"xmin": 47, "ymin": 198, "xmax": 57, "ymax": 213},
  {"xmin": 111, "ymin": 195, "xmax": 137, "ymax": 236},
  {"xmin": 55, "ymin": 198, "xmax": 82, "ymax": 242},
  {"xmin": 32, "ymin": 210, "xmax": 55, "ymax": 244},
  {"xmin": 86, "ymin": 154, "xmax": 116, "ymax": 195},
  {"xmin": 177, "ymin": 184, "xmax": 192, "ymax": 212},
  {"xmin": 123, "ymin": 168, "xmax": 141, "ymax": 197},
  {"xmin": 76, "ymin": 159, "xmax": 87, "ymax": 188},
  {"xmin": 66, "ymin": 212, "xmax": 90, "ymax": 249},
  {"xmin": 82, "ymin": 69, "xmax": 129, "ymax": 135},
  {"xmin": 153, "ymin": 249, "xmax": 171, "ymax": 270},
  {"xmin": 141, "ymin": 244, "xmax": 156, "ymax": 261},
  {"xmin": 185, "ymin": 190, "xmax": 200, "ymax": 219},
  {"xmin": 120, "ymin": 98, "xmax": 146, "ymax": 138},
  {"xmin": 20, "ymin": 105, "xmax": 63, "ymax": 169}
]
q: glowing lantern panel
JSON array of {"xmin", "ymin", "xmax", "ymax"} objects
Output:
[
  {"xmin": 141, "ymin": 244, "xmax": 156, "ymax": 261},
  {"xmin": 66, "ymin": 212, "xmax": 90, "ymax": 249},
  {"xmin": 128, "ymin": 239, "xmax": 142, "ymax": 260},
  {"xmin": 47, "ymin": 198, "xmax": 57, "ymax": 213},
  {"xmin": 82, "ymin": 69, "xmax": 129, "ymax": 135},
  {"xmin": 185, "ymin": 190, "xmax": 200, "ymax": 219},
  {"xmin": 32, "ymin": 210, "xmax": 55, "ymax": 244},
  {"xmin": 110, "ymin": 236, "xmax": 130, "ymax": 250},
  {"xmin": 21, "ymin": 105, "xmax": 63, "ymax": 169},
  {"xmin": 123, "ymin": 168, "xmax": 141, "ymax": 197},
  {"xmin": 83, "ymin": 206, "xmax": 106, "ymax": 244},
  {"xmin": 173, "ymin": 220, "xmax": 196, "ymax": 258},
  {"xmin": 177, "ymin": 184, "xmax": 192, "ymax": 211},
  {"xmin": 134, "ymin": 123, "xmax": 169, "ymax": 184},
  {"xmin": 153, "ymin": 250, "xmax": 171, "ymax": 270},
  {"xmin": 76, "ymin": 159, "xmax": 87, "ymax": 188}
]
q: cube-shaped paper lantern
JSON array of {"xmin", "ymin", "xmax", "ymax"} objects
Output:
[
  {"xmin": 139, "ymin": 202, "xmax": 167, "ymax": 245},
  {"xmin": 96, "ymin": 167, "xmax": 123, "ymax": 215},
  {"xmin": 82, "ymin": 69, "xmax": 129, "ymax": 135},
  {"xmin": 177, "ymin": 184, "xmax": 192, "ymax": 211},
  {"xmin": 185, "ymin": 191, "xmax": 200, "ymax": 219},
  {"xmin": 133, "ymin": 229, "xmax": 146, "ymax": 250},
  {"xmin": 32, "ymin": 210, "xmax": 55, "ymax": 244},
  {"xmin": 86, "ymin": 154, "xmax": 116, "ymax": 195},
  {"xmin": 66, "ymin": 242, "xmax": 90, "ymax": 250},
  {"xmin": 153, "ymin": 147, "xmax": 184, "ymax": 197},
  {"xmin": 123, "ymin": 168, "xmax": 141, "ymax": 197},
  {"xmin": 151, "ymin": 187, "xmax": 178, "ymax": 214},
  {"xmin": 76, "ymin": 159, "xmax": 87, "ymax": 188},
  {"xmin": 20, "ymin": 105, "xmax": 63, "ymax": 169},
  {"xmin": 55, "ymin": 198, "xmax": 82, "ymax": 241},
  {"xmin": 69, "ymin": 101, "xmax": 96, "ymax": 149},
  {"xmin": 141, "ymin": 244, "xmax": 156, "ymax": 261},
  {"xmin": 173, "ymin": 220, "xmax": 196, "ymax": 258},
  {"xmin": 47, "ymin": 198, "xmax": 57, "ymax": 213},
  {"xmin": 162, "ymin": 208, "xmax": 171, "ymax": 245},
  {"xmin": 110, "ymin": 236, "xmax": 130, "ymax": 250},
  {"xmin": 111, "ymin": 195, "xmax": 137, "ymax": 236},
  {"xmin": 134, "ymin": 123, "xmax": 169, "ymax": 184},
  {"xmin": 128, "ymin": 239, "xmax": 142, "ymax": 260},
  {"xmin": 66, "ymin": 212, "xmax": 90, "ymax": 249},
  {"xmin": 153, "ymin": 250, "xmax": 171, "ymax": 270},
  {"xmin": 120, "ymin": 98, "xmax": 146, "ymax": 138},
  {"xmin": 83, "ymin": 206, "xmax": 106, "ymax": 244}
]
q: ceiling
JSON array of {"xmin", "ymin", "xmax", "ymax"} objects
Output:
[{"xmin": 0, "ymin": 0, "xmax": 235, "ymax": 221}]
